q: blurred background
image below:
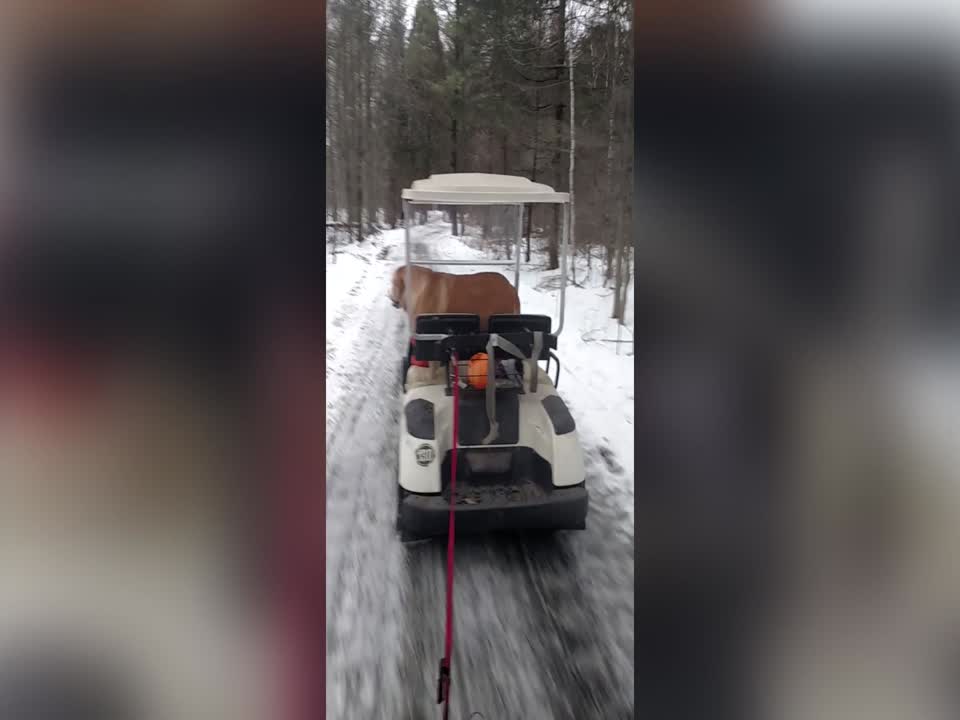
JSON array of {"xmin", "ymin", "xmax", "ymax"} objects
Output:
[
  {"xmin": 0, "ymin": 3, "xmax": 323, "ymax": 720},
  {"xmin": 326, "ymin": 0, "xmax": 633, "ymax": 316},
  {"xmin": 635, "ymin": 2, "xmax": 960, "ymax": 720}
]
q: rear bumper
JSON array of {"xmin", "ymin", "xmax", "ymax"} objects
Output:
[{"xmin": 398, "ymin": 484, "xmax": 588, "ymax": 538}]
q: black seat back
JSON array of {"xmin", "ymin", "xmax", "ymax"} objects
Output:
[
  {"xmin": 412, "ymin": 314, "xmax": 555, "ymax": 361},
  {"xmin": 414, "ymin": 314, "xmax": 480, "ymax": 335},
  {"xmin": 488, "ymin": 314, "xmax": 552, "ymax": 335}
]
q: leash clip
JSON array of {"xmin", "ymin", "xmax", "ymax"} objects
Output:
[{"xmin": 437, "ymin": 658, "xmax": 450, "ymax": 704}]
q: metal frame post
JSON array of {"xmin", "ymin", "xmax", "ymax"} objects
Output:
[
  {"xmin": 409, "ymin": 259, "xmax": 516, "ymax": 267},
  {"xmin": 404, "ymin": 199, "xmax": 412, "ymax": 338},
  {"xmin": 400, "ymin": 197, "xmax": 569, "ymax": 334},
  {"xmin": 556, "ymin": 201, "xmax": 569, "ymax": 336},
  {"xmin": 514, "ymin": 204, "xmax": 523, "ymax": 289}
]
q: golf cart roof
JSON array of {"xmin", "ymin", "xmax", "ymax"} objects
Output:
[{"xmin": 402, "ymin": 173, "xmax": 569, "ymax": 205}]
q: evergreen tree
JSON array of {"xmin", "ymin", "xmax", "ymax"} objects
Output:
[
  {"xmin": 405, "ymin": 0, "xmax": 449, "ymax": 181},
  {"xmin": 327, "ymin": 0, "xmax": 632, "ymax": 291}
]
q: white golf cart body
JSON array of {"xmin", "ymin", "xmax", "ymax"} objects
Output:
[{"xmin": 396, "ymin": 174, "xmax": 588, "ymax": 538}]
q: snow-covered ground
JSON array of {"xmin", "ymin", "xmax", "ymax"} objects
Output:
[{"xmin": 326, "ymin": 217, "xmax": 634, "ymax": 719}]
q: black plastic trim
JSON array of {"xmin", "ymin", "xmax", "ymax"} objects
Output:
[
  {"xmin": 398, "ymin": 483, "xmax": 588, "ymax": 539},
  {"xmin": 541, "ymin": 394, "xmax": 576, "ymax": 435}
]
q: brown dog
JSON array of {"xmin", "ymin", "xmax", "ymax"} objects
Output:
[{"xmin": 389, "ymin": 265, "xmax": 520, "ymax": 331}]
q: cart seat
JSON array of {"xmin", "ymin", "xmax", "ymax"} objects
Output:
[
  {"xmin": 413, "ymin": 314, "xmax": 555, "ymax": 363},
  {"xmin": 414, "ymin": 314, "xmax": 480, "ymax": 336},
  {"xmin": 487, "ymin": 314, "xmax": 551, "ymax": 335}
]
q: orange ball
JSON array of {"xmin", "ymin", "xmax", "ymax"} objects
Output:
[{"xmin": 467, "ymin": 353, "xmax": 489, "ymax": 389}]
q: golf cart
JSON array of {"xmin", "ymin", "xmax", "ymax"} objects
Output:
[{"xmin": 395, "ymin": 174, "xmax": 588, "ymax": 539}]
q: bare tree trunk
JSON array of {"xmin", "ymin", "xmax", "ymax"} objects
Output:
[
  {"xmin": 612, "ymin": 192, "xmax": 626, "ymax": 319},
  {"xmin": 619, "ymin": 232, "xmax": 632, "ymax": 324},
  {"xmin": 616, "ymin": 10, "xmax": 633, "ymax": 320},
  {"xmin": 364, "ymin": 37, "xmax": 376, "ymax": 234},
  {"xmin": 451, "ymin": 0, "xmax": 463, "ymax": 236},
  {"xmin": 525, "ymin": 107, "xmax": 539, "ymax": 263},
  {"xmin": 328, "ymin": 72, "xmax": 338, "ymax": 233},
  {"xmin": 620, "ymin": 24, "xmax": 634, "ymax": 324},
  {"xmin": 387, "ymin": 175, "xmax": 398, "ymax": 229},
  {"xmin": 345, "ymin": 28, "xmax": 360, "ymax": 242},
  {"xmin": 327, "ymin": 34, "xmax": 338, "ymax": 231},
  {"xmin": 525, "ymin": 14, "xmax": 543, "ymax": 264},
  {"xmin": 502, "ymin": 128, "xmax": 508, "ymax": 173},
  {"xmin": 450, "ymin": 110, "xmax": 459, "ymax": 235},
  {"xmin": 356, "ymin": 53, "xmax": 365, "ymax": 242},
  {"xmin": 524, "ymin": 204, "xmax": 532, "ymax": 262},
  {"xmin": 548, "ymin": 0, "xmax": 567, "ymax": 271},
  {"xmin": 337, "ymin": 23, "xmax": 349, "ymax": 232},
  {"xmin": 567, "ymin": 17, "xmax": 576, "ymax": 285},
  {"xmin": 603, "ymin": 21, "xmax": 618, "ymax": 281}
]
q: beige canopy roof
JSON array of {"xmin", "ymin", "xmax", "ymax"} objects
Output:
[{"xmin": 402, "ymin": 173, "xmax": 569, "ymax": 205}]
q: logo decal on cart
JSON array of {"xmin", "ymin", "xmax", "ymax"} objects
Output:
[{"xmin": 415, "ymin": 444, "xmax": 436, "ymax": 466}]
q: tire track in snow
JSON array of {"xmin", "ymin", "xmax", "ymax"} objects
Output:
[
  {"xmin": 326, "ymin": 263, "xmax": 371, "ymax": 431},
  {"xmin": 326, "ymin": 236, "xmax": 411, "ymax": 717}
]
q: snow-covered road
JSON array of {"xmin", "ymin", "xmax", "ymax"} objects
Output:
[{"xmin": 326, "ymin": 220, "xmax": 634, "ymax": 719}]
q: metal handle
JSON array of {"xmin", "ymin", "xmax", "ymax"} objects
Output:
[{"xmin": 549, "ymin": 350, "xmax": 561, "ymax": 389}]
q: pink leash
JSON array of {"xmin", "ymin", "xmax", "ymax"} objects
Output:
[{"xmin": 437, "ymin": 351, "xmax": 460, "ymax": 719}]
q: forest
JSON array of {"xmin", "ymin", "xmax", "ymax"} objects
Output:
[{"xmin": 326, "ymin": 0, "xmax": 633, "ymax": 318}]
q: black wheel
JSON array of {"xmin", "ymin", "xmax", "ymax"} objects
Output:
[{"xmin": 396, "ymin": 486, "xmax": 425, "ymax": 543}]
